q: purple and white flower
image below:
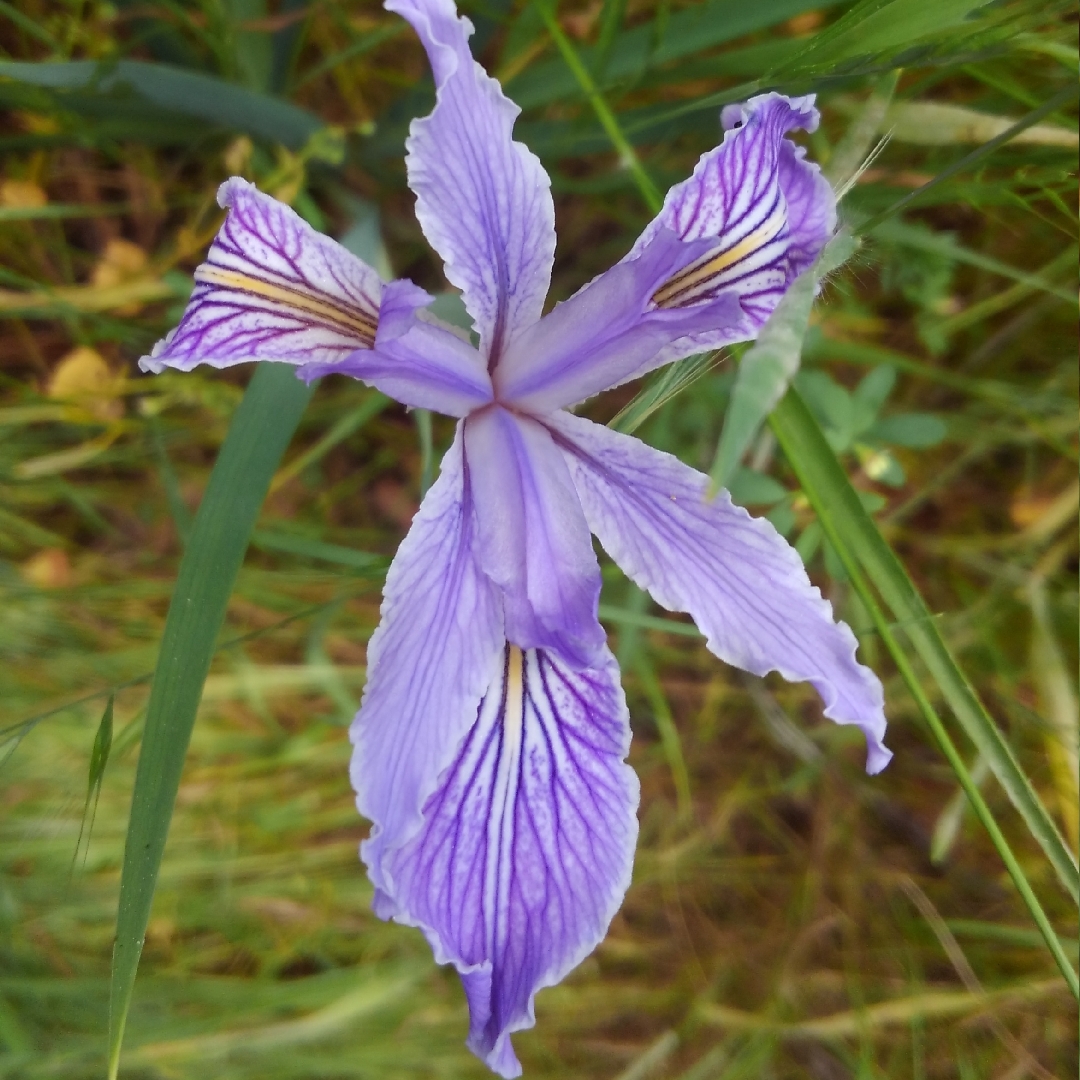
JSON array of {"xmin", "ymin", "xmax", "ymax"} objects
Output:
[{"xmin": 142, "ymin": 0, "xmax": 890, "ymax": 1073}]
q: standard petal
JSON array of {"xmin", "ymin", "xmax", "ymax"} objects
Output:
[
  {"xmin": 493, "ymin": 229, "xmax": 741, "ymax": 413},
  {"xmin": 355, "ymin": 427, "xmax": 505, "ymax": 893},
  {"xmin": 376, "ymin": 644, "xmax": 639, "ymax": 1078},
  {"xmin": 464, "ymin": 406, "xmax": 604, "ymax": 668},
  {"xmin": 140, "ymin": 178, "xmax": 382, "ymax": 373},
  {"xmin": 299, "ymin": 279, "xmax": 493, "ymax": 417},
  {"xmin": 550, "ymin": 412, "xmax": 891, "ymax": 773},
  {"xmin": 387, "ymin": 0, "xmax": 555, "ymax": 363}
]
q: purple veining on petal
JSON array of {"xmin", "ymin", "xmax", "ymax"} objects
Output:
[
  {"xmin": 550, "ymin": 410, "xmax": 891, "ymax": 774},
  {"xmin": 356, "ymin": 428, "xmax": 505, "ymax": 896},
  {"xmin": 140, "ymin": 178, "xmax": 383, "ymax": 373},
  {"xmin": 387, "ymin": 0, "xmax": 555, "ymax": 364},
  {"xmin": 299, "ymin": 279, "xmax": 493, "ymax": 417},
  {"xmin": 376, "ymin": 643, "xmax": 638, "ymax": 1078},
  {"xmin": 621, "ymin": 93, "xmax": 836, "ymax": 368},
  {"xmin": 464, "ymin": 406, "xmax": 605, "ymax": 668},
  {"xmin": 494, "ymin": 228, "xmax": 740, "ymax": 412}
]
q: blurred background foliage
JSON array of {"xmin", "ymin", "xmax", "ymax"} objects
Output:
[{"xmin": 0, "ymin": 0, "xmax": 1077, "ymax": 1077}]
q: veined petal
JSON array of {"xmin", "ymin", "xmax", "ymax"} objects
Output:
[
  {"xmin": 140, "ymin": 178, "xmax": 382, "ymax": 373},
  {"xmin": 464, "ymin": 406, "xmax": 604, "ymax": 669},
  {"xmin": 300, "ymin": 279, "xmax": 493, "ymax": 417},
  {"xmin": 356, "ymin": 427, "xmax": 505, "ymax": 893},
  {"xmin": 629, "ymin": 93, "xmax": 834, "ymax": 371},
  {"xmin": 550, "ymin": 412, "xmax": 891, "ymax": 774},
  {"xmin": 377, "ymin": 644, "xmax": 638, "ymax": 1078},
  {"xmin": 387, "ymin": 0, "xmax": 555, "ymax": 363},
  {"xmin": 494, "ymin": 229, "xmax": 741, "ymax": 413}
]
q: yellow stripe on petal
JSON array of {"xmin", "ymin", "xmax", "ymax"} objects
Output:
[
  {"xmin": 503, "ymin": 645, "xmax": 525, "ymax": 743},
  {"xmin": 652, "ymin": 208, "xmax": 785, "ymax": 308},
  {"xmin": 194, "ymin": 265, "xmax": 379, "ymax": 346}
]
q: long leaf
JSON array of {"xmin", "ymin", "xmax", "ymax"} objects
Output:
[
  {"xmin": 106, "ymin": 362, "xmax": 313, "ymax": 1078},
  {"xmin": 769, "ymin": 390, "xmax": 1080, "ymax": 906},
  {"xmin": 769, "ymin": 389, "xmax": 1079, "ymax": 996},
  {"xmin": 0, "ymin": 59, "xmax": 323, "ymax": 148}
]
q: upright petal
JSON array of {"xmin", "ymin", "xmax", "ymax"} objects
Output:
[
  {"xmin": 550, "ymin": 412, "xmax": 890, "ymax": 773},
  {"xmin": 464, "ymin": 406, "xmax": 605, "ymax": 668},
  {"xmin": 494, "ymin": 229, "xmax": 741, "ymax": 413},
  {"xmin": 388, "ymin": 0, "xmax": 555, "ymax": 363},
  {"xmin": 300, "ymin": 279, "xmax": 493, "ymax": 417},
  {"xmin": 356, "ymin": 428, "xmax": 505, "ymax": 892},
  {"xmin": 377, "ymin": 644, "xmax": 639, "ymax": 1078},
  {"xmin": 140, "ymin": 178, "xmax": 382, "ymax": 373}
]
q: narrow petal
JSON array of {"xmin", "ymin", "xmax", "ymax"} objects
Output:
[
  {"xmin": 387, "ymin": 0, "xmax": 555, "ymax": 363},
  {"xmin": 299, "ymin": 279, "xmax": 493, "ymax": 417},
  {"xmin": 550, "ymin": 412, "xmax": 890, "ymax": 773},
  {"xmin": 633, "ymin": 93, "xmax": 835, "ymax": 358},
  {"xmin": 377, "ymin": 644, "xmax": 639, "ymax": 1078},
  {"xmin": 464, "ymin": 406, "xmax": 604, "ymax": 668},
  {"xmin": 140, "ymin": 178, "xmax": 382, "ymax": 373},
  {"xmin": 493, "ymin": 95, "xmax": 835, "ymax": 410},
  {"xmin": 494, "ymin": 229, "xmax": 741, "ymax": 413},
  {"xmin": 355, "ymin": 428, "xmax": 505, "ymax": 893}
]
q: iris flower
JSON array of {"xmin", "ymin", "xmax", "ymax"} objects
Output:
[{"xmin": 142, "ymin": 0, "xmax": 890, "ymax": 1072}]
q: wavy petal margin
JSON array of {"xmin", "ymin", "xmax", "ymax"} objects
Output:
[
  {"xmin": 551, "ymin": 411, "xmax": 891, "ymax": 773},
  {"xmin": 377, "ymin": 644, "xmax": 639, "ymax": 1077}
]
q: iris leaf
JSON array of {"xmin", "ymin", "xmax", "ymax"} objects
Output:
[{"xmin": 106, "ymin": 362, "xmax": 314, "ymax": 1078}]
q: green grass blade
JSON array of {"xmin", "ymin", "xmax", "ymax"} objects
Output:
[
  {"xmin": 769, "ymin": 389, "xmax": 1080, "ymax": 906},
  {"xmin": 106, "ymin": 363, "xmax": 314, "ymax": 1079},
  {"xmin": 769, "ymin": 390, "xmax": 1079, "ymax": 996}
]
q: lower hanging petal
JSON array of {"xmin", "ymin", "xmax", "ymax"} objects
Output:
[
  {"xmin": 550, "ymin": 411, "xmax": 890, "ymax": 774},
  {"xmin": 355, "ymin": 427, "xmax": 505, "ymax": 893},
  {"xmin": 377, "ymin": 643, "xmax": 639, "ymax": 1078}
]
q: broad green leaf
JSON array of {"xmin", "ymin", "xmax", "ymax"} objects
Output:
[
  {"xmin": 0, "ymin": 60, "xmax": 323, "ymax": 148},
  {"xmin": 709, "ymin": 232, "xmax": 857, "ymax": 490},
  {"xmin": 868, "ymin": 412, "xmax": 948, "ymax": 448},
  {"xmin": 107, "ymin": 363, "xmax": 314, "ymax": 1077}
]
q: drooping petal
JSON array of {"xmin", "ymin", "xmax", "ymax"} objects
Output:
[
  {"xmin": 493, "ymin": 229, "xmax": 741, "ymax": 413},
  {"xmin": 464, "ymin": 406, "xmax": 605, "ymax": 668},
  {"xmin": 299, "ymin": 279, "xmax": 493, "ymax": 417},
  {"xmin": 140, "ymin": 178, "xmax": 382, "ymax": 373},
  {"xmin": 387, "ymin": 0, "xmax": 555, "ymax": 363},
  {"xmin": 376, "ymin": 643, "xmax": 639, "ymax": 1078},
  {"xmin": 355, "ymin": 427, "xmax": 505, "ymax": 894},
  {"xmin": 550, "ymin": 411, "xmax": 891, "ymax": 773}
]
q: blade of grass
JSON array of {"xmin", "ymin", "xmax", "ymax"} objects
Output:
[
  {"xmin": 770, "ymin": 388, "xmax": 1080, "ymax": 995},
  {"xmin": 770, "ymin": 389, "xmax": 1079, "ymax": 907},
  {"xmin": 71, "ymin": 695, "xmax": 113, "ymax": 873},
  {"xmin": 106, "ymin": 363, "xmax": 314, "ymax": 1079}
]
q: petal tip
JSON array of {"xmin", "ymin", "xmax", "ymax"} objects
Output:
[{"xmin": 866, "ymin": 741, "xmax": 893, "ymax": 776}]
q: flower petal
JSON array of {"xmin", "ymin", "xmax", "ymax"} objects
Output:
[
  {"xmin": 631, "ymin": 93, "xmax": 835, "ymax": 360},
  {"xmin": 464, "ymin": 406, "xmax": 604, "ymax": 668},
  {"xmin": 140, "ymin": 178, "xmax": 382, "ymax": 373},
  {"xmin": 550, "ymin": 411, "xmax": 891, "ymax": 773},
  {"xmin": 493, "ymin": 94, "xmax": 835, "ymax": 411},
  {"xmin": 356, "ymin": 427, "xmax": 505, "ymax": 893},
  {"xmin": 387, "ymin": 0, "xmax": 555, "ymax": 363},
  {"xmin": 494, "ymin": 229, "xmax": 741, "ymax": 413},
  {"xmin": 300, "ymin": 279, "xmax": 493, "ymax": 417},
  {"xmin": 376, "ymin": 643, "xmax": 638, "ymax": 1078}
]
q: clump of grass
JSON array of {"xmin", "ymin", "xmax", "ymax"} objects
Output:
[{"xmin": 1, "ymin": 1, "xmax": 1076, "ymax": 1077}]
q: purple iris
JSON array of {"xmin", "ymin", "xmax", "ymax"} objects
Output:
[{"xmin": 142, "ymin": 0, "xmax": 891, "ymax": 1073}]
